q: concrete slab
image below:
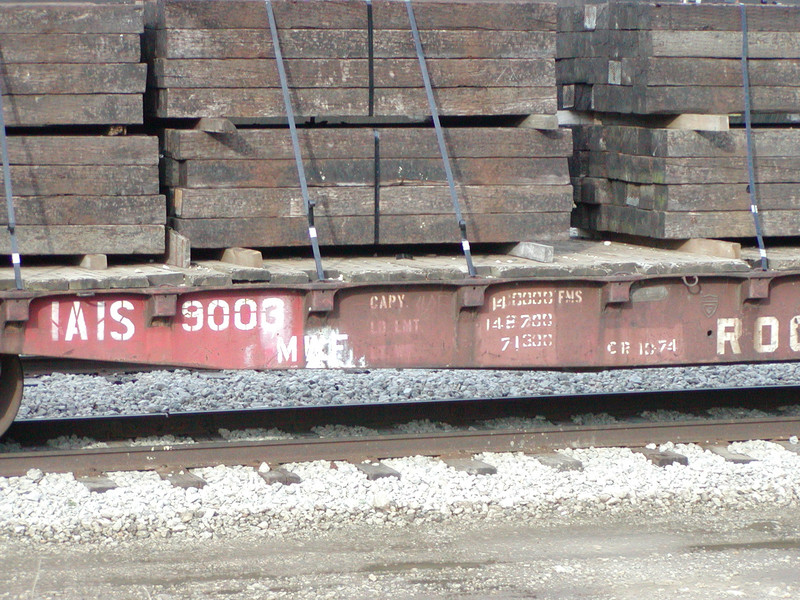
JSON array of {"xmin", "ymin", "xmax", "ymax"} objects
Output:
[
  {"xmin": 259, "ymin": 467, "xmax": 302, "ymax": 486},
  {"xmin": 354, "ymin": 461, "xmax": 401, "ymax": 481},
  {"xmin": 632, "ymin": 448, "xmax": 689, "ymax": 467},
  {"xmin": 532, "ymin": 452, "xmax": 584, "ymax": 472},
  {"xmin": 442, "ymin": 457, "xmax": 497, "ymax": 475},
  {"xmin": 77, "ymin": 476, "xmax": 117, "ymax": 494},
  {"xmin": 707, "ymin": 446, "xmax": 757, "ymax": 464},
  {"xmin": 158, "ymin": 469, "xmax": 206, "ymax": 489},
  {"xmin": 777, "ymin": 441, "xmax": 800, "ymax": 455}
]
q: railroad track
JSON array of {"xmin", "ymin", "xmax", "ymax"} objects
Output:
[{"xmin": 2, "ymin": 386, "xmax": 799, "ymax": 479}]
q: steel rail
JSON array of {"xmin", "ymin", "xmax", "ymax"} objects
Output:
[
  {"xmin": 7, "ymin": 384, "xmax": 800, "ymax": 445},
  {"xmin": 1, "ymin": 415, "xmax": 798, "ymax": 477}
]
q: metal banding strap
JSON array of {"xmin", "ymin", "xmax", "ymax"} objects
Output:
[
  {"xmin": 740, "ymin": 4, "xmax": 768, "ymax": 270},
  {"xmin": 264, "ymin": 0, "xmax": 325, "ymax": 281},
  {"xmin": 0, "ymin": 87, "xmax": 23, "ymax": 289},
  {"xmin": 404, "ymin": 0, "xmax": 477, "ymax": 277},
  {"xmin": 367, "ymin": 0, "xmax": 375, "ymax": 116},
  {"xmin": 373, "ymin": 130, "xmax": 381, "ymax": 245}
]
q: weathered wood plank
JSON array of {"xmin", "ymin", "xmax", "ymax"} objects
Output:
[
  {"xmin": 589, "ymin": 84, "xmax": 800, "ymax": 115},
  {"xmin": 612, "ymin": 3, "xmax": 800, "ymax": 33},
  {"xmin": 154, "ymin": 87, "xmax": 556, "ymax": 118},
  {"xmin": 152, "ymin": 29, "xmax": 554, "ymax": 59},
  {"xmin": 5, "ymin": 136, "xmax": 158, "ymax": 166},
  {"xmin": 172, "ymin": 212, "xmax": 569, "ymax": 247},
  {"xmin": 0, "ymin": 196, "xmax": 166, "ymax": 226},
  {"xmin": 618, "ymin": 57, "xmax": 800, "ymax": 88},
  {"xmin": 156, "ymin": 0, "xmax": 557, "ymax": 31},
  {"xmin": 375, "ymin": 88, "xmax": 556, "ymax": 117},
  {"xmin": 154, "ymin": 87, "xmax": 366, "ymax": 118},
  {"xmin": 572, "ymin": 126, "xmax": 800, "ymax": 158},
  {"xmin": 172, "ymin": 157, "xmax": 569, "ymax": 188},
  {"xmin": 152, "ymin": 58, "xmax": 554, "ymax": 88},
  {"xmin": 163, "ymin": 128, "xmax": 572, "ymax": 160},
  {"xmin": 2, "ymin": 94, "xmax": 143, "ymax": 127},
  {"xmin": 1, "ymin": 166, "xmax": 159, "ymax": 196},
  {"xmin": 0, "ymin": 3, "xmax": 144, "ymax": 33},
  {"xmin": 0, "ymin": 226, "xmax": 165, "ymax": 255},
  {"xmin": 171, "ymin": 185, "xmax": 573, "ymax": 218},
  {"xmin": 575, "ymin": 151, "xmax": 800, "ymax": 185},
  {"xmin": 558, "ymin": 30, "xmax": 800, "ymax": 59},
  {"xmin": 0, "ymin": 34, "xmax": 141, "ymax": 64},
  {"xmin": 1, "ymin": 64, "xmax": 146, "ymax": 95},
  {"xmin": 577, "ymin": 178, "xmax": 800, "ymax": 212},
  {"xmin": 574, "ymin": 204, "xmax": 800, "ymax": 239}
]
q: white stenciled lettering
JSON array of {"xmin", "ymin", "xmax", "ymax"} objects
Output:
[
  {"xmin": 97, "ymin": 301, "xmax": 106, "ymax": 342},
  {"xmin": 717, "ymin": 318, "xmax": 742, "ymax": 355},
  {"xmin": 110, "ymin": 300, "xmax": 135, "ymax": 341},
  {"xmin": 65, "ymin": 302, "xmax": 88, "ymax": 342},
  {"xmin": 234, "ymin": 298, "xmax": 257, "ymax": 331},
  {"xmin": 51, "ymin": 302, "xmax": 60, "ymax": 341},
  {"xmin": 207, "ymin": 299, "xmax": 230, "ymax": 332},
  {"xmin": 369, "ymin": 294, "xmax": 406, "ymax": 310},
  {"xmin": 791, "ymin": 316, "xmax": 800, "ymax": 352},
  {"xmin": 754, "ymin": 316, "xmax": 779, "ymax": 353},
  {"xmin": 178, "ymin": 297, "xmax": 286, "ymax": 334},
  {"xmin": 181, "ymin": 300, "xmax": 203, "ymax": 332},
  {"xmin": 260, "ymin": 298, "xmax": 285, "ymax": 333},
  {"xmin": 277, "ymin": 335, "xmax": 298, "ymax": 364}
]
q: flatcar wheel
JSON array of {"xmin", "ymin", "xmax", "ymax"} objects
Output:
[{"xmin": 0, "ymin": 355, "xmax": 23, "ymax": 438}]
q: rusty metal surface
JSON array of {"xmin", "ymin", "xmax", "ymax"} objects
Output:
[
  {"xmin": 3, "ymin": 270, "xmax": 800, "ymax": 369},
  {"xmin": 1, "ymin": 416, "xmax": 798, "ymax": 477}
]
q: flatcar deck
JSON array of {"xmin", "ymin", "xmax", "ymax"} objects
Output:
[
  {"xmin": 0, "ymin": 239, "xmax": 799, "ymax": 372},
  {"xmin": 0, "ymin": 239, "xmax": 770, "ymax": 292}
]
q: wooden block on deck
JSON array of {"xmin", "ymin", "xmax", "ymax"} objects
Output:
[
  {"xmin": 221, "ymin": 247, "xmax": 263, "ymax": 268},
  {"xmin": 77, "ymin": 254, "xmax": 108, "ymax": 270},
  {"xmin": 194, "ymin": 117, "xmax": 236, "ymax": 133},
  {"xmin": 675, "ymin": 239, "xmax": 741, "ymax": 260},
  {"xmin": 662, "ymin": 114, "xmax": 729, "ymax": 131},
  {"xmin": 165, "ymin": 229, "xmax": 191, "ymax": 269},
  {"xmin": 518, "ymin": 114, "xmax": 559, "ymax": 130},
  {"xmin": 507, "ymin": 241, "xmax": 554, "ymax": 263}
]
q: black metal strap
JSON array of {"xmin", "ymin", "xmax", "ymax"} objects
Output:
[
  {"xmin": 265, "ymin": 0, "xmax": 325, "ymax": 281},
  {"xmin": 405, "ymin": 0, "xmax": 476, "ymax": 277},
  {"xmin": 740, "ymin": 3, "xmax": 768, "ymax": 271},
  {"xmin": 0, "ymin": 88, "xmax": 23, "ymax": 289},
  {"xmin": 373, "ymin": 130, "xmax": 381, "ymax": 244},
  {"xmin": 367, "ymin": 0, "xmax": 375, "ymax": 117}
]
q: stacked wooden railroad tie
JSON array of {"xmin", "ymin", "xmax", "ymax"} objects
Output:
[
  {"xmin": 149, "ymin": 0, "xmax": 559, "ymax": 119},
  {"xmin": 152, "ymin": 0, "xmax": 573, "ymax": 250},
  {"xmin": 164, "ymin": 127, "xmax": 573, "ymax": 247},
  {"xmin": 570, "ymin": 126, "xmax": 800, "ymax": 239},
  {"xmin": 0, "ymin": 1, "xmax": 166, "ymax": 257},
  {"xmin": 557, "ymin": 1, "xmax": 800, "ymax": 115},
  {"xmin": 0, "ymin": 1, "xmax": 147, "ymax": 126},
  {"xmin": 559, "ymin": 0, "xmax": 800, "ymax": 241}
]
